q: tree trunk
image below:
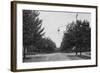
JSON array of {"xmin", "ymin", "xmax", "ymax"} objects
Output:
[
  {"xmin": 80, "ymin": 52, "xmax": 82, "ymax": 55},
  {"xmin": 76, "ymin": 52, "xmax": 78, "ymax": 55}
]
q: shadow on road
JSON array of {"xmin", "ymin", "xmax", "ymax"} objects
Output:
[
  {"xmin": 77, "ymin": 55, "xmax": 91, "ymax": 59},
  {"xmin": 67, "ymin": 54, "xmax": 91, "ymax": 60}
]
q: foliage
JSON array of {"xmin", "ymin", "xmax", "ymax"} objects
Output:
[
  {"xmin": 37, "ymin": 38, "xmax": 57, "ymax": 53},
  {"xmin": 23, "ymin": 10, "xmax": 56, "ymax": 57},
  {"xmin": 23, "ymin": 10, "xmax": 45, "ymax": 57},
  {"xmin": 23, "ymin": 10, "xmax": 45, "ymax": 47},
  {"xmin": 60, "ymin": 20, "xmax": 91, "ymax": 53}
]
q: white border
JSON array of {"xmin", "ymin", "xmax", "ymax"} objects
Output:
[{"xmin": 17, "ymin": 3, "xmax": 96, "ymax": 69}]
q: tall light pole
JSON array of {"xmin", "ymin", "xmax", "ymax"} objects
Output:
[{"xmin": 76, "ymin": 13, "xmax": 78, "ymax": 22}]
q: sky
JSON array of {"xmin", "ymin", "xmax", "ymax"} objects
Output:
[{"xmin": 38, "ymin": 10, "xmax": 91, "ymax": 48}]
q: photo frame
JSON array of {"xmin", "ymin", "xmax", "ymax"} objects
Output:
[{"xmin": 11, "ymin": 1, "xmax": 98, "ymax": 72}]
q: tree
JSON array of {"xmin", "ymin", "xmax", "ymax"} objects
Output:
[
  {"xmin": 37, "ymin": 38, "xmax": 57, "ymax": 53},
  {"xmin": 23, "ymin": 10, "xmax": 45, "ymax": 58},
  {"xmin": 60, "ymin": 20, "xmax": 91, "ymax": 55},
  {"xmin": 60, "ymin": 22, "xmax": 77, "ymax": 53}
]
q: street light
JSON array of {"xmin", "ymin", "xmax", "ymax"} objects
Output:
[{"xmin": 57, "ymin": 24, "xmax": 67, "ymax": 34}]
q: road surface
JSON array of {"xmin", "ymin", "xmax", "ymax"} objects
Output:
[{"xmin": 23, "ymin": 52, "xmax": 90, "ymax": 62}]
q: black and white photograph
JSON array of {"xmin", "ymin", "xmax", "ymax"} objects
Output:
[
  {"xmin": 23, "ymin": 10, "xmax": 91, "ymax": 62},
  {"xmin": 11, "ymin": 1, "xmax": 97, "ymax": 71}
]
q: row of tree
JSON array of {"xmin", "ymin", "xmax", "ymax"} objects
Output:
[
  {"xmin": 60, "ymin": 20, "xmax": 91, "ymax": 55},
  {"xmin": 23, "ymin": 10, "xmax": 56, "ymax": 59}
]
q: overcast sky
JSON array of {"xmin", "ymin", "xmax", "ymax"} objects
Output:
[{"xmin": 38, "ymin": 10, "xmax": 91, "ymax": 48}]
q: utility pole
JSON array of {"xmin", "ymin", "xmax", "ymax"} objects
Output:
[{"xmin": 76, "ymin": 13, "xmax": 78, "ymax": 22}]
